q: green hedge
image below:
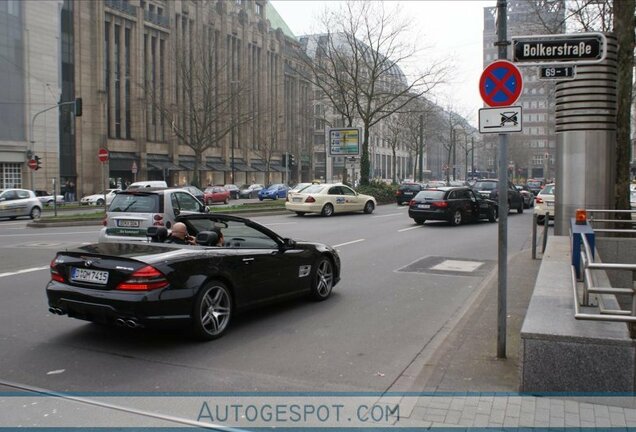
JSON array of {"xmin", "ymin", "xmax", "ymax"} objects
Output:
[{"xmin": 356, "ymin": 181, "xmax": 397, "ymax": 204}]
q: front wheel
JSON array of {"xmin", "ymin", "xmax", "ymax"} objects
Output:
[
  {"xmin": 517, "ymin": 202, "xmax": 524, "ymax": 214},
  {"xmin": 311, "ymin": 257, "xmax": 334, "ymax": 301},
  {"xmin": 488, "ymin": 207, "xmax": 498, "ymax": 223},
  {"xmin": 296, "ymin": 212, "xmax": 306, "ymax": 217},
  {"xmin": 224, "ymin": 198, "xmax": 229, "ymax": 205},
  {"xmin": 321, "ymin": 203, "xmax": 334, "ymax": 217},
  {"xmin": 449, "ymin": 210, "xmax": 462, "ymax": 226},
  {"xmin": 191, "ymin": 281, "xmax": 233, "ymax": 340},
  {"xmin": 30, "ymin": 207, "xmax": 41, "ymax": 220},
  {"xmin": 363, "ymin": 201, "xmax": 375, "ymax": 214}
]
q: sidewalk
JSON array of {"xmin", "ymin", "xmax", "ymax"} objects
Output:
[{"xmin": 398, "ymin": 246, "xmax": 636, "ymax": 428}]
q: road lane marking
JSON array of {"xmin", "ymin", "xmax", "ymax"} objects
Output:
[
  {"xmin": 334, "ymin": 239, "xmax": 365, "ymax": 247},
  {"xmin": 398, "ymin": 226, "xmax": 422, "ymax": 232},
  {"xmin": 257, "ymin": 222, "xmax": 297, "ymax": 227},
  {"xmin": 0, "ymin": 266, "xmax": 49, "ymax": 278},
  {"xmin": 0, "ymin": 230, "xmax": 98, "ymax": 237},
  {"xmin": 372, "ymin": 213, "xmax": 402, "ymax": 218}
]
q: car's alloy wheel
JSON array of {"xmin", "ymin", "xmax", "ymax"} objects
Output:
[
  {"xmin": 363, "ymin": 201, "xmax": 375, "ymax": 214},
  {"xmin": 488, "ymin": 207, "xmax": 498, "ymax": 223},
  {"xmin": 296, "ymin": 212, "xmax": 305, "ymax": 216},
  {"xmin": 536, "ymin": 215, "xmax": 545, "ymax": 225},
  {"xmin": 414, "ymin": 218, "xmax": 425, "ymax": 225},
  {"xmin": 321, "ymin": 203, "xmax": 334, "ymax": 217},
  {"xmin": 311, "ymin": 258, "xmax": 334, "ymax": 301},
  {"xmin": 224, "ymin": 198, "xmax": 229, "ymax": 204},
  {"xmin": 96, "ymin": 199, "xmax": 104, "ymax": 206},
  {"xmin": 450, "ymin": 210, "xmax": 462, "ymax": 226},
  {"xmin": 192, "ymin": 281, "xmax": 232, "ymax": 340},
  {"xmin": 30, "ymin": 207, "xmax": 41, "ymax": 220}
]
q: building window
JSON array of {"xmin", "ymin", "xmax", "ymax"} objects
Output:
[
  {"xmin": 125, "ymin": 27, "xmax": 131, "ymax": 139},
  {"xmin": 532, "ymin": 154, "xmax": 544, "ymax": 165},
  {"xmin": 256, "ymin": 2, "xmax": 262, "ymax": 15},
  {"xmin": 0, "ymin": 163, "xmax": 21, "ymax": 188}
]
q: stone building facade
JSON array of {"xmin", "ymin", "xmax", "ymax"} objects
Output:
[{"xmin": 73, "ymin": 0, "xmax": 311, "ymax": 196}]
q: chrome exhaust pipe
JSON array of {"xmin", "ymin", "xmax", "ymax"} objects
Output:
[
  {"xmin": 49, "ymin": 307, "xmax": 64, "ymax": 315},
  {"xmin": 115, "ymin": 318, "xmax": 126, "ymax": 327},
  {"xmin": 125, "ymin": 319, "xmax": 138, "ymax": 329}
]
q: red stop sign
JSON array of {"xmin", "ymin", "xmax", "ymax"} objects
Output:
[
  {"xmin": 27, "ymin": 159, "xmax": 37, "ymax": 170},
  {"xmin": 98, "ymin": 148, "xmax": 109, "ymax": 163}
]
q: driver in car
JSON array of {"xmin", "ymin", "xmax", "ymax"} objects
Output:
[{"xmin": 167, "ymin": 222, "xmax": 196, "ymax": 245}]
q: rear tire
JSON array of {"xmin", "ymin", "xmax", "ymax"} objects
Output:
[
  {"xmin": 296, "ymin": 212, "xmax": 305, "ymax": 216},
  {"xmin": 96, "ymin": 199, "xmax": 104, "ymax": 206},
  {"xmin": 224, "ymin": 198, "xmax": 229, "ymax": 204},
  {"xmin": 363, "ymin": 201, "xmax": 375, "ymax": 214},
  {"xmin": 488, "ymin": 207, "xmax": 498, "ymax": 223},
  {"xmin": 191, "ymin": 281, "xmax": 232, "ymax": 341},
  {"xmin": 536, "ymin": 215, "xmax": 545, "ymax": 225},
  {"xmin": 517, "ymin": 202, "xmax": 524, "ymax": 214},
  {"xmin": 310, "ymin": 257, "xmax": 334, "ymax": 301},
  {"xmin": 414, "ymin": 218, "xmax": 425, "ymax": 225},
  {"xmin": 321, "ymin": 203, "xmax": 334, "ymax": 217},
  {"xmin": 449, "ymin": 210, "xmax": 462, "ymax": 226},
  {"xmin": 30, "ymin": 207, "xmax": 41, "ymax": 220}
]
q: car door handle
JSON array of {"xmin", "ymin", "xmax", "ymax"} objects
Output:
[{"xmin": 242, "ymin": 258, "xmax": 254, "ymax": 263}]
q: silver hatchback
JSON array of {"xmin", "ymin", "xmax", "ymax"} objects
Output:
[
  {"xmin": 0, "ymin": 189, "xmax": 42, "ymax": 220},
  {"xmin": 98, "ymin": 188, "xmax": 207, "ymax": 242}
]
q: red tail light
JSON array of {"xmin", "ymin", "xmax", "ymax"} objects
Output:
[
  {"xmin": 408, "ymin": 199, "xmax": 416, "ymax": 206},
  {"xmin": 116, "ymin": 265, "xmax": 168, "ymax": 291},
  {"xmin": 103, "ymin": 217, "xmax": 107, "ymax": 227},
  {"xmin": 153, "ymin": 214, "xmax": 164, "ymax": 227},
  {"xmin": 535, "ymin": 197, "xmax": 543, "ymax": 204},
  {"xmin": 432, "ymin": 201, "xmax": 448, "ymax": 208},
  {"xmin": 305, "ymin": 196, "xmax": 316, "ymax": 203},
  {"xmin": 396, "ymin": 191, "xmax": 402, "ymax": 196},
  {"xmin": 50, "ymin": 258, "xmax": 64, "ymax": 283}
]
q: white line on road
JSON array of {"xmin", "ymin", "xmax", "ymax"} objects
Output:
[
  {"xmin": 0, "ymin": 266, "xmax": 49, "ymax": 278},
  {"xmin": 0, "ymin": 230, "xmax": 97, "ymax": 238},
  {"xmin": 398, "ymin": 226, "xmax": 422, "ymax": 232},
  {"xmin": 372, "ymin": 213, "xmax": 402, "ymax": 218},
  {"xmin": 333, "ymin": 239, "xmax": 365, "ymax": 248},
  {"xmin": 257, "ymin": 222, "xmax": 297, "ymax": 227}
]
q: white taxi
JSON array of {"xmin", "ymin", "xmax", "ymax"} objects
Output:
[
  {"xmin": 534, "ymin": 183, "xmax": 555, "ymax": 225},
  {"xmin": 285, "ymin": 183, "xmax": 376, "ymax": 217}
]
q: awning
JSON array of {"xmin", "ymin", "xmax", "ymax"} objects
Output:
[
  {"xmin": 109, "ymin": 151, "xmax": 139, "ymax": 171},
  {"xmin": 206, "ymin": 157, "xmax": 231, "ymax": 171},
  {"xmin": 147, "ymin": 154, "xmax": 180, "ymax": 171},
  {"xmin": 269, "ymin": 162, "xmax": 286, "ymax": 173},
  {"xmin": 231, "ymin": 159, "xmax": 257, "ymax": 172},
  {"xmin": 250, "ymin": 160, "xmax": 267, "ymax": 172},
  {"xmin": 178, "ymin": 156, "xmax": 210, "ymax": 171}
]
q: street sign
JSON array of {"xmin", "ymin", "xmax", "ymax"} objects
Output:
[
  {"xmin": 479, "ymin": 60, "xmax": 523, "ymax": 107},
  {"xmin": 512, "ymin": 32, "xmax": 605, "ymax": 65},
  {"xmin": 539, "ymin": 65, "xmax": 576, "ymax": 80},
  {"xmin": 131, "ymin": 161, "xmax": 138, "ymax": 174},
  {"xmin": 328, "ymin": 128, "xmax": 361, "ymax": 156},
  {"xmin": 27, "ymin": 158, "xmax": 37, "ymax": 170},
  {"xmin": 98, "ymin": 148, "xmax": 109, "ymax": 163},
  {"xmin": 479, "ymin": 106, "xmax": 523, "ymax": 134}
]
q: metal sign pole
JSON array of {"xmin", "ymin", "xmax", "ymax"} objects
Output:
[
  {"xmin": 102, "ymin": 163, "xmax": 106, "ymax": 212},
  {"xmin": 496, "ymin": 0, "xmax": 508, "ymax": 359}
]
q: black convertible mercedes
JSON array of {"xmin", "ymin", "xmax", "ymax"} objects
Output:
[{"xmin": 47, "ymin": 214, "xmax": 341, "ymax": 340}]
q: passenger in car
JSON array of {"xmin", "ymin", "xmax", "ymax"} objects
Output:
[
  {"xmin": 167, "ymin": 222, "xmax": 196, "ymax": 245},
  {"xmin": 212, "ymin": 227, "xmax": 225, "ymax": 246}
]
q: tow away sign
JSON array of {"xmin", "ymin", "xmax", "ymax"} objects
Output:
[{"xmin": 479, "ymin": 106, "xmax": 523, "ymax": 134}]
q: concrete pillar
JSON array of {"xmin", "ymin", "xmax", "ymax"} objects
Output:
[{"xmin": 554, "ymin": 34, "xmax": 617, "ymax": 235}]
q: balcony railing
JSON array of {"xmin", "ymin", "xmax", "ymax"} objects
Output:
[
  {"xmin": 105, "ymin": 0, "xmax": 137, "ymax": 17},
  {"xmin": 144, "ymin": 10, "xmax": 170, "ymax": 28}
]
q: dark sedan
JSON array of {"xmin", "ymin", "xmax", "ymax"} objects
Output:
[
  {"xmin": 408, "ymin": 187, "xmax": 498, "ymax": 226},
  {"xmin": 47, "ymin": 214, "xmax": 341, "ymax": 340},
  {"xmin": 396, "ymin": 182, "xmax": 424, "ymax": 206}
]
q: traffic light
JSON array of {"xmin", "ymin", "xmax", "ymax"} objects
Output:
[
  {"xmin": 288, "ymin": 153, "xmax": 295, "ymax": 167},
  {"xmin": 74, "ymin": 97, "xmax": 82, "ymax": 117},
  {"xmin": 34, "ymin": 155, "xmax": 41, "ymax": 171}
]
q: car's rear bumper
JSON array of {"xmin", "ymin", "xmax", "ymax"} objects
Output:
[
  {"xmin": 285, "ymin": 202, "xmax": 323, "ymax": 213},
  {"xmin": 46, "ymin": 281, "xmax": 193, "ymax": 328},
  {"xmin": 408, "ymin": 208, "xmax": 449, "ymax": 221},
  {"xmin": 534, "ymin": 203, "xmax": 555, "ymax": 217}
]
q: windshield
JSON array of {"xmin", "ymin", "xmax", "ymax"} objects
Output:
[
  {"xmin": 541, "ymin": 184, "xmax": 555, "ymax": 195},
  {"xmin": 109, "ymin": 193, "xmax": 160, "ymax": 213},
  {"xmin": 301, "ymin": 185, "xmax": 325, "ymax": 194},
  {"xmin": 415, "ymin": 190, "xmax": 446, "ymax": 200},
  {"xmin": 527, "ymin": 180, "xmax": 542, "ymax": 188},
  {"xmin": 474, "ymin": 181, "xmax": 497, "ymax": 190}
]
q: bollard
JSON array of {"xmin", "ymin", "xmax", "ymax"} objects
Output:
[
  {"xmin": 532, "ymin": 213, "xmax": 538, "ymax": 259},
  {"xmin": 542, "ymin": 211, "xmax": 549, "ymax": 253}
]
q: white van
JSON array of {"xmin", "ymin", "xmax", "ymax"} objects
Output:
[{"xmin": 126, "ymin": 180, "xmax": 167, "ymax": 190}]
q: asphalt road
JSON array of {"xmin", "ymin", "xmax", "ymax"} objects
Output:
[{"xmin": 0, "ymin": 205, "xmax": 535, "ymax": 395}]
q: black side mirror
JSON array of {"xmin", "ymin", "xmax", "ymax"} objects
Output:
[{"xmin": 282, "ymin": 238, "xmax": 296, "ymax": 249}]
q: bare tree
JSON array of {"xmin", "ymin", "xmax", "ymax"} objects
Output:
[
  {"xmin": 146, "ymin": 27, "xmax": 250, "ymax": 187},
  {"xmin": 295, "ymin": 1, "xmax": 447, "ymax": 185},
  {"xmin": 382, "ymin": 114, "xmax": 403, "ymax": 184}
]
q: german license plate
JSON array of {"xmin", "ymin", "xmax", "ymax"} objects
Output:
[
  {"xmin": 418, "ymin": 204, "xmax": 431, "ymax": 209},
  {"xmin": 117, "ymin": 219, "xmax": 140, "ymax": 227},
  {"xmin": 71, "ymin": 267, "xmax": 109, "ymax": 285},
  {"xmin": 292, "ymin": 197, "xmax": 303, "ymax": 202},
  {"xmin": 547, "ymin": 202, "xmax": 554, "ymax": 207}
]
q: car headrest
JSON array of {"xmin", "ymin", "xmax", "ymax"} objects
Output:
[
  {"xmin": 196, "ymin": 231, "xmax": 219, "ymax": 246},
  {"xmin": 146, "ymin": 226, "xmax": 168, "ymax": 243}
]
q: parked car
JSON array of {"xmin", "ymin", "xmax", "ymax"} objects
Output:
[
  {"xmin": 203, "ymin": 186, "xmax": 230, "ymax": 205},
  {"xmin": 285, "ymin": 183, "xmax": 376, "ymax": 217},
  {"xmin": 526, "ymin": 178, "xmax": 545, "ymax": 196},
  {"xmin": 80, "ymin": 189, "xmax": 120, "ymax": 206},
  {"xmin": 631, "ymin": 189, "xmax": 636, "ymax": 210},
  {"xmin": 224, "ymin": 184, "xmax": 240, "ymax": 200},
  {"xmin": 396, "ymin": 182, "xmax": 425, "ymax": 206},
  {"xmin": 47, "ymin": 213, "xmax": 341, "ymax": 340},
  {"xmin": 127, "ymin": 180, "xmax": 168, "ymax": 190},
  {"xmin": 34, "ymin": 190, "xmax": 64, "ymax": 206},
  {"xmin": 408, "ymin": 186, "xmax": 498, "ymax": 226},
  {"xmin": 534, "ymin": 183, "xmax": 555, "ymax": 225},
  {"xmin": 181, "ymin": 186, "xmax": 205, "ymax": 204},
  {"xmin": 515, "ymin": 184, "xmax": 535, "ymax": 209},
  {"xmin": 258, "ymin": 184, "xmax": 289, "ymax": 200},
  {"xmin": 98, "ymin": 187, "xmax": 207, "ymax": 243},
  {"xmin": 0, "ymin": 188, "xmax": 42, "ymax": 220},
  {"xmin": 473, "ymin": 179, "xmax": 524, "ymax": 214},
  {"xmin": 239, "ymin": 184, "xmax": 264, "ymax": 199}
]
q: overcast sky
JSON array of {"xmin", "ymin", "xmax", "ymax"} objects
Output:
[{"xmin": 270, "ymin": 0, "xmax": 495, "ymax": 126}]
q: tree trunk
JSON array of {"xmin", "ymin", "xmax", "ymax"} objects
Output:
[
  {"xmin": 392, "ymin": 147, "xmax": 397, "ymax": 184},
  {"xmin": 360, "ymin": 123, "xmax": 371, "ymax": 185},
  {"xmin": 614, "ymin": 0, "xmax": 635, "ymax": 212}
]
